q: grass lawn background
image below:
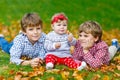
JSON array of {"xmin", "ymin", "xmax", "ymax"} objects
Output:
[
  {"xmin": 0, "ymin": 0, "xmax": 120, "ymax": 80},
  {"xmin": 0, "ymin": 0, "xmax": 120, "ymax": 31}
]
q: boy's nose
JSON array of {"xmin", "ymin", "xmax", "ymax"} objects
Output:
[
  {"xmin": 34, "ymin": 30, "xmax": 38, "ymax": 33},
  {"xmin": 79, "ymin": 37, "xmax": 85, "ymax": 40}
]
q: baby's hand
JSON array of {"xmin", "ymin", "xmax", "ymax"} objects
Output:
[
  {"xmin": 55, "ymin": 42, "xmax": 61, "ymax": 49},
  {"xmin": 68, "ymin": 33, "xmax": 73, "ymax": 42}
]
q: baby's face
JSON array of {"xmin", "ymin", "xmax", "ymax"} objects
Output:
[{"xmin": 52, "ymin": 20, "xmax": 68, "ymax": 35}]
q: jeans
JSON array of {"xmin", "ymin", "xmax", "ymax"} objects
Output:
[{"xmin": 0, "ymin": 37, "xmax": 13, "ymax": 54}]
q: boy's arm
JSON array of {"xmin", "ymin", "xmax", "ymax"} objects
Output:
[
  {"xmin": 10, "ymin": 36, "xmax": 24, "ymax": 65},
  {"xmin": 21, "ymin": 58, "xmax": 42, "ymax": 67},
  {"xmin": 72, "ymin": 41, "xmax": 83, "ymax": 60},
  {"xmin": 38, "ymin": 47, "xmax": 46, "ymax": 60},
  {"xmin": 83, "ymin": 43, "xmax": 109, "ymax": 68}
]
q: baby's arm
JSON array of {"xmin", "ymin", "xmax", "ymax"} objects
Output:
[
  {"xmin": 68, "ymin": 33, "xmax": 76, "ymax": 46},
  {"xmin": 44, "ymin": 38, "xmax": 61, "ymax": 51}
]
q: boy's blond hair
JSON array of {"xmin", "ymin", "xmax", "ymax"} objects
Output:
[
  {"xmin": 21, "ymin": 12, "xmax": 43, "ymax": 32},
  {"xmin": 79, "ymin": 21, "xmax": 102, "ymax": 41}
]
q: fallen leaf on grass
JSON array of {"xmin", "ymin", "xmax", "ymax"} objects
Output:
[
  {"xmin": 107, "ymin": 63, "xmax": 116, "ymax": 72},
  {"xmin": 114, "ymin": 72, "xmax": 120, "ymax": 78},
  {"xmin": 14, "ymin": 73, "xmax": 22, "ymax": 80},
  {"xmin": 100, "ymin": 65, "xmax": 108, "ymax": 73},
  {"xmin": 60, "ymin": 70, "xmax": 70, "ymax": 80},
  {"xmin": 34, "ymin": 77, "xmax": 42, "ymax": 80},
  {"xmin": 47, "ymin": 77, "xmax": 55, "ymax": 80},
  {"xmin": 100, "ymin": 63, "xmax": 116, "ymax": 73},
  {"xmin": 116, "ymin": 65, "xmax": 120, "ymax": 70},
  {"xmin": 113, "ymin": 54, "xmax": 120, "ymax": 65},
  {"xmin": 28, "ymin": 71, "xmax": 39, "ymax": 77},
  {"xmin": 46, "ymin": 69, "xmax": 60, "ymax": 73},
  {"xmin": 2, "ymin": 66, "xmax": 9, "ymax": 70},
  {"xmin": 85, "ymin": 65, "xmax": 99, "ymax": 72},
  {"xmin": 72, "ymin": 71, "xmax": 84, "ymax": 80},
  {"xmin": 7, "ymin": 77, "xmax": 14, "ymax": 80},
  {"xmin": 33, "ymin": 66, "xmax": 45, "ymax": 72},
  {"xmin": 28, "ymin": 66, "xmax": 45, "ymax": 77},
  {"xmin": 102, "ymin": 75, "xmax": 109, "ymax": 80},
  {"xmin": 91, "ymin": 74, "xmax": 101, "ymax": 80},
  {"xmin": 0, "ymin": 76, "xmax": 5, "ymax": 80},
  {"xmin": 20, "ymin": 77, "xmax": 30, "ymax": 80},
  {"xmin": 9, "ymin": 70, "xmax": 15, "ymax": 75}
]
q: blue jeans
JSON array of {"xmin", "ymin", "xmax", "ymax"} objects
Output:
[{"xmin": 0, "ymin": 37, "xmax": 13, "ymax": 54}]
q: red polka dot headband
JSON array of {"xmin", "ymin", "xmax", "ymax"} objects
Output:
[{"xmin": 51, "ymin": 14, "xmax": 68, "ymax": 24}]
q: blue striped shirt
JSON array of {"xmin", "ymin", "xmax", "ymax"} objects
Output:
[{"xmin": 10, "ymin": 33, "xmax": 46, "ymax": 65}]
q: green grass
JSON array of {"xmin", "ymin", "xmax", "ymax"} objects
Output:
[
  {"xmin": 0, "ymin": 0, "xmax": 120, "ymax": 79},
  {"xmin": 0, "ymin": 51, "xmax": 32, "ymax": 78},
  {"xmin": 0, "ymin": 0, "xmax": 120, "ymax": 31},
  {"xmin": 0, "ymin": 51, "xmax": 120, "ymax": 80}
]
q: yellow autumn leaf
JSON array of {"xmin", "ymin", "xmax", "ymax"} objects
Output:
[
  {"xmin": 102, "ymin": 75, "xmax": 109, "ymax": 80},
  {"xmin": 91, "ymin": 74, "xmax": 101, "ymax": 80},
  {"xmin": 61, "ymin": 70, "xmax": 70, "ymax": 80},
  {"xmin": 72, "ymin": 70, "xmax": 84, "ymax": 80}
]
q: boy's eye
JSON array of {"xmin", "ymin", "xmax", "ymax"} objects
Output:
[
  {"xmin": 37, "ymin": 27, "xmax": 41, "ymax": 30},
  {"xmin": 79, "ymin": 34, "xmax": 88, "ymax": 37},
  {"xmin": 79, "ymin": 34, "xmax": 82, "ymax": 37},
  {"xmin": 84, "ymin": 35, "xmax": 88, "ymax": 37},
  {"xmin": 29, "ymin": 28, "xmax": 33, "ymax": 31}
]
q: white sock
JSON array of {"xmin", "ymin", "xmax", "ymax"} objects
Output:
[
  {"xmin": 46, "ymin": 62, "xmax": 54, "ymax": 70},
  {"xmin": 77, "ymin": 61, "xmax": 86, "ymax": 71},
  {"xmin": 108, "ymin": 45, "xmax": 117, "ymax": 60},
  {"xmin": 0, "ymin": 34, "xmax": 4, "ymax": 37}
]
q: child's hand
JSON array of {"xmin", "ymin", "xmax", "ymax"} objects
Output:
[
  {"xmin": 55, "ymin": 42, "xmax": 61, "ymax": 49},
  {"xmin": 68, "ymin": 33, "xmax": 73, "ymax": 42},
  {"xmin": 81, "ymin": 39, "xmax": 94, "ymax": 53},
  {"xmin": 30, "ymin": 58, "xmax": 41, "ymax": 68},
  {"xmin": 39, "ymin": 58, "xmax": 43, "ymax": 64}
]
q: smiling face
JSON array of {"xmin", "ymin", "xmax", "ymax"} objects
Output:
[
  {"xmin": 24, "ymin": 25, "xmax": 42, "ymax": 44},
  {"xmin": 79, "ymin": 32, "xmax": 98, "ymax": 48},
  {"xmin": 78, "ymin": 21, "xmax": 103, "ymax": 48},
  {"xmin": 52, "ymin": 20, "xmax": 67, "ymax": 35}
]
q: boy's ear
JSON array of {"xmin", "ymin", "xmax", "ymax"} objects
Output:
[{"xmin": 95, "ymin": 36, "xmax": 99, "ymax": 42}]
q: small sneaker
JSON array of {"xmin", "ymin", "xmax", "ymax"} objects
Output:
[
  {"xmin": 111, "ymin": 39, "xmax": 119, "ymax": 48},
  {"xmin": 77, "ymin": 61, "xmax": 86, "ymax": 71},
  {"xmin": 46, "ymin": 62, "xmax": 54, "ymax": 70},
  {"xmin": 0, "ymin": 34, "xmax": 4, "ymax": 38}
]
